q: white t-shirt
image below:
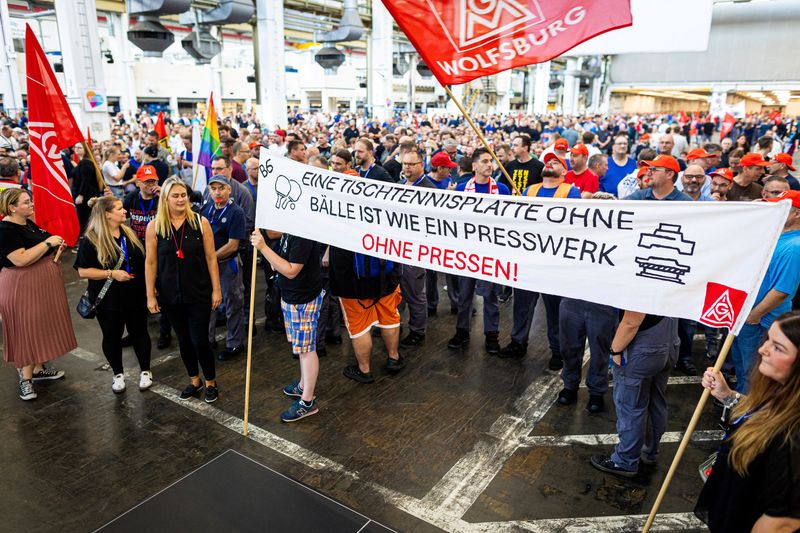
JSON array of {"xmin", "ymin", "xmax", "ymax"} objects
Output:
[{"xmin": 102, "ymin": 160, "xmax": 122, "ymax": 186}]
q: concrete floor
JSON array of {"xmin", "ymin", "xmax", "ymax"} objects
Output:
[{"xmin": 0, "ymin": 262, "xmax": 716, "ymax": 532}]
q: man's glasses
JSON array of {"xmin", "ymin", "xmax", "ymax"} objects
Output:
[{"xmin": 683, "ymin": 174, "xmax": 706, "ymax": 181}]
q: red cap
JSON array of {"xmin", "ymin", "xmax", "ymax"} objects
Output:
[
  {"xmin": 136, "ymin": 164, "xmax": 158, "ymax": 181},
  {"xmin": 248, "ymin": 142, "xmax": 262, "ymax": 150},
  {"xmin": 639, "ymin": 134, "xmax": 651, "ymax": 142},
  {"xmin": 543, "ymin": 152, "xmax": 567, "ymax": 169},
  {"xmin": 430, "ymin": 151, "xmax": 457, "ymax": 168},
  {"xmin": 765, "ymin": 190, "xmax": 800, "ymax": 208},
  {"xmin": 687, "ymin": 147, "xmax": 714, "ymax": 160},
  {"xmin": 740, "ymin": 153, "xmax": 771, "ymax": 167},
  {"xmin": 554, "ymin": 138, "xmax": 569, "ymax": 151},
  {"xmin": 641, "ymin": 155, "xmax": 681, "ymax": 173},
  {"xmin": 773, "ymin": 153, "xmax": 796, "ymax": 171},
  {"xmin": 274, "ymin": 129, "xmax": 286, "ymax": 138},
  {"xmin": 709, "ymin": 168, "xmax": 734, "ymax": 182},
  {"xmin": 569, "ymin": 144, "xmax": 589, "ymax": 156}
]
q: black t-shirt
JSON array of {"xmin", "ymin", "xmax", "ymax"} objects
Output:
[
  {"xmin": 73, "ymin": 234, "xmax": 147, "ymax": 311},
  {"xmin": 359, "ymin": 163, "xmax": 394, "ymax": 183},
  {"xmin": 343, "ymin": 127, "xmax": 359, "ymax": 144},
  {"xmin": 73, "ymin": 159, "xmax": 102, "ymax": 199},
  {"xmin": 382, "ymin": 158, "xmax": 402, "ymax": 182},
  {"xmin": 147, "ymin": 159, "xmax": 170, "ymax": 184},
  {"xmin": 0, "ymin": 220, "xmax": 53, "ymax": 268},
  {"xmin": 501, "ymin": 158, "xmax": 544, "ymax": 192},
  {"xmin": 123, "ymin": 191, "xmax": 159, "ymax": 241},
  {"xmin": 122, "ymin": 164, "xmax": 137, "ymax": 184},
  {"xmin": 329, "ymin": 247, "xmax": 400, "ymax": 300},
  {"xmin": 695, "ymin": 421, "xmax": 800, "ymax": 532},
  {"xmin": 276, "ymin": 234, "xmax": 322, "ymax": 305}
]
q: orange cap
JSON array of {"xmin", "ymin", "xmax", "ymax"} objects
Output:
[
  {"xmin": 543, "ymin": 152, "xmax": 567, "ymax": 169},
  {"xmin": 569, "ymin": 143, "xmax": 589, "ymax": 156},
  {"xmin": 639, "ymin": 134, "xmax": 650, "ymax": 142},
  {"xmin": 687, "ymin": 147, "xmax": 714, "ymax": 160},
  {"xmin": 637, "ymin": 167, "xmax": 648, "ymax": 178},
  {"xmin": 765, "ymin": 190, "xmax": 800, "ymax": 208},
  {"xmin": 554, "ymin": 138, "xmax": 568, "ymax": 151},
  {"xmin": 709, "ymin": 168, "xmax": 734, "ymax": 182},
  {"xmin": 641, "ymin": 155, "xmax": 681, "ymax": 173},
  {"xmin": 343, "ymin": 169, "xmax": 359, "ymax": 176},
  {"xmin": 740, "ymin": 153, "xmax": 771, "ymax": 167},
  {"xmin": 773, "ymin": 153, "xmax": 796, "ymax": 171},
  {"xmin": 136, "ymin": 164, "xmax": 158, "ymax": 181},
  {"xmin": 248, "ymin": 142, "xmax": 262, "ymax": 150}
]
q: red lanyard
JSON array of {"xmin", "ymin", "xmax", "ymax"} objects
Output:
[{"xmin": 171, "ymin": 223, "xmax": 186, "ymax": 259}]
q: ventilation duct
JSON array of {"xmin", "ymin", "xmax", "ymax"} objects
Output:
[
  {"xmin": 416, "ymin": 59, "xmax": 432, "ymax": 78},
  {"xmin": 316, "ymin": 0, "xmax": 364, "ymax": 43},
  {"xmin": 315, "ymin": 46, "xmax": 345, "ymax": 74},
  {"xmin": 126, "ymin": 0, "xmax": 192, "ymax": 57},
  {"xmin": 181, "ymin": 25, "xmax": 221, "ymax": 64},
  {"xmin": 393, "ymin": 54, "xmax": 409, "ymax": 76},
  {"xmin": 178, "ymin": 0, "xmax": 254, "ymax": 25},
  {"xmin": 127, "ymin": 16, "xmax": 175, "ymax": 57}
]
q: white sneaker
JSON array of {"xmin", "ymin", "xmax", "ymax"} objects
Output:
[
  {"xmin": 112, "ymin": 373, "xmax": 126, "ymax": 393},
  {"xmin": 139, "ymin": 371, "xmax": 153, "ymax": 391}
]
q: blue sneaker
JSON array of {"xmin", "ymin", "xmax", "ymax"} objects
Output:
[
  {"xmin": 282, "ymin": 380, "xmax": 303, "ymax": 398},
  {"xmin": 281, "ymin": 399, "xmax": 318, "ymax": 423}
]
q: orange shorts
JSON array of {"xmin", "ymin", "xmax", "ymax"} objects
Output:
[{"xmin": 339, "ymin": 286, "xmax": 402, "ymax": 338}]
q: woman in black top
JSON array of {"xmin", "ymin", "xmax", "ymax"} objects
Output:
[
  {"xmin": 145, "ymin": 178, "xmax": 221, "ymax": 403},
  {"xmin": 0, "ymin": 189, "xmax": 75, "ymax": 401},
  {"xmin": 697, "ymin": 311, "xmax": 800, "ymax": 532},
  {"xmin": 74, "ymin": 196, "xmax": 151, "ymax": 393},
  {"xmin": 71, "ymin": 142, "xmax": 103, "ymax": 235}
]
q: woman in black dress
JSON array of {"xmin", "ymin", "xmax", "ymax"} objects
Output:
[
  {"xmin": 144, "ymin": 178, "xmax": 221, "ymax": 403},
  {"xmin": 74, "ymin": 196, "xmax": 151, "ymax": 393},
  {"xmin": 71, "ymin": 142, "xmax": 103, "ymax": 234},
  {"xmin": 697, "ymin": 311, "xmax": 800, "ymax": 532},
  {"xmin": 0, "ymin": 189, "xmax": 75, "ymax": 400}
]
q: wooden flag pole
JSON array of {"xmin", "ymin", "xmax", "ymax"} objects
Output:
[
  {"xmin": 641, "ymin": 331, "xmax": 736, "ymax": 532},
  {"xmin": 191, "ymin": 160, "xmax": 200, "ymax": 191},
  {"xmin": 242, "ymin": 246, "xmax": 260, "ymax": 436},
  {"xmin": 442, "ymin": 85, "xmax": 515, "ymax": 190}
]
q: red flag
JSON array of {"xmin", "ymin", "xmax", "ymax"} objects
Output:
[
  {"xmin": 699, "ymin": 282, "xmax": 748, "ymax": 330},
  {"xmin": 155, "ymin": 111, "xmax": 171, "ymax": 152},
  {"xmin": 25, "ymin": 25, "xmax": 82, "ymax": 246},
  {"xmin": 720, "ymin": 113, "xmax": 735, "ymax": 140},
  {"xmin": 679, "ymin": 111, "xmax": 688, "ymax": 125},
  {"xmin": 382, "ymin": 0, "xmax": 632, "ymax": 85}
]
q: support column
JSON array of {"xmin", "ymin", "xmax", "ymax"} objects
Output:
[
  {"xmin": 369, "ymin": 0, "xmax": 393, "ymax": 121},
  {"xmin": 109, "ymin": 12, "xmax": 136, "ymax": 118},
  {"xmin": 533, "ymin": 61, "xmax": 550, "ymax": 115},
  {"xmin": 54, "ymin": 0, "xmax": 110, "ymax": 139},
  {"xmin": 562, "ymin": 57, "xmax": 580, "ymax": 116},
  {"xmin": 0, "ymin": 0, "xmax": 23, "ymax": 115},
  {"xmin": 526, "ymin": 66, "xmax": 535, "ymax": 115},
  {"xmin": 445, "ymin": 84, "xmax": 464, "ymax": 114},
  {"xmin": 495, "ymin": 70, "xmax": 511, "ymax": 115},
  {"xmin": 256, "ymin": 0, "xmax": 287, "ymax": 128},
  {"xmin": 210, "ymin": 27, "xmax": 223, "ymax": 113},
  {"xmin": 407, "ymin": 54, "xmax": 416, "ymax": 113},
  {"xmin": 169, "ymin": 95, "xmax": 179, "ymax": 116}
]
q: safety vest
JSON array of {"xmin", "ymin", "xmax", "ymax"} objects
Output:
[{"xmin": 525, "ymin": 182, "xmax": 574, "ymax": 198}]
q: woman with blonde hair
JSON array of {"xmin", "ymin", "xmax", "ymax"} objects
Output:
[
  {"xmin": 145, "ymin": 178, "xmax": 222, "ymax": 403},
  {"xmin": 697, "ymin": 311, "xmax": 800, "ymax": 532},
  {"xmin": 102, "ymin": 146, "xmax": 131, "ymax": 200},
  {"xmin": 0, "ymin": 188, "xmax": 75, "ymax": 400},
  {"xmin": 74, "ymin": 196, "xmax": 151, "ymax": 393}
]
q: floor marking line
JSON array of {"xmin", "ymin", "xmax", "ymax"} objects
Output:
[
  {"xmin": 579, "ymin": 374, "xmax": 701, "ymax": 388},
  {"xmin": 520, "ymin": 429, "xmax": 723, "ymax": 448},
  {"xmin": 458, "ymin": 512, "xmax": 705, "ymax": 533},
  {"xmin": 69, "ymin": 347, "xmax": 103, "ymax": 363}
]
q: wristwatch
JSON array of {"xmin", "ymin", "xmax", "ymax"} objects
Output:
[
  {"xmin": 44, "ymin": 241, "xmax": 53, "ymax": 249},
  {"xmin": 610, "ymin": 349, "xmax": 624, "ymax": 356}
]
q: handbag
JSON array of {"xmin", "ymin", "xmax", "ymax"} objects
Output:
[{"xmin": 77, "ymin": 253, "xmax": 125, "ymax": 319}]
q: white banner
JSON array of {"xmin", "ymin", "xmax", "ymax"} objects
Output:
[{"xmin": 255, "ymin": 155, "xmax": 790, "ymax": 334}]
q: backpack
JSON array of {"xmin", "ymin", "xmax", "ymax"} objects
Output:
[{"xmin": 353, "ymin": 253, "xmax": 394, "ymax": 279}]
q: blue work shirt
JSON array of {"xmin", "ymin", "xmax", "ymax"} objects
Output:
[
  {"xmin": 754, "ymin": 229, "xmax": 800, "ymax": 328},
  {"xmin": 623, "ymin": 188, "xmax": 693, "ymax": 201},
  {"xmin": 202, "ymin": 200, "xmax": 247, "ymax": 254}
]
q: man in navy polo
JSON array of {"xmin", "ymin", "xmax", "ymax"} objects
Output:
[{"xmin": 203, "ymin": 175, "xmax": 247, "ymax": 361}]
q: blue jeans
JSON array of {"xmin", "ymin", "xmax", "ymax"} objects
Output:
[{"xmin": 730, "ymin": 323, "xmax": 765, "ymax": 393}]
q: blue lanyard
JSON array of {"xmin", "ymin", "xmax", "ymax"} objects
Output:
[
  {"xmin": 119, "ymin": 236, "xmax": 131, "ymax": 273},
  {"xmin": 412, "ymin": 174, "xmax": 427, "ymax": 187},
  {"xmin": 208, "ymin": 201, "xmax": 231, "ymax": 225},
  {"xmin": 359, "ymin": 163, "xmax": 375, "ymax": 179},
  {"xmin": 138, "ymin": 195, "xmax": 155, "ymax": 216},
  {"xmin": 245, "ymin": 180, "xmax": 257, "ymax": 201}
]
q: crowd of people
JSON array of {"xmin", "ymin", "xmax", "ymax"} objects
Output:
[{"xmin": 1, "ymin": 105, "xmax": 799, "ymax": 530}]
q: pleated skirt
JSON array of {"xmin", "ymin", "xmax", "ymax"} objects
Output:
[{"xmin": 0, "ymin": 258, "xmax": 77, "ymax": 367}]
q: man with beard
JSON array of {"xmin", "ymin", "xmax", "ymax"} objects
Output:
[
  {"xmin": 501, "ymin": 134, "xmax": 543, "ymax": 194},
  {"xmin": 709, "ymin": 168, "xmax": 733, "ymax": 201},
  {"xmin": 354, "ymin": 138, "xmax": 393, "ymax": 183}
]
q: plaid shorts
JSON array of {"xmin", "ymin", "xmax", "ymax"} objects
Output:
[{"xmin": 280, "ymin": 291, "xmax": 324, "ymax": 354}]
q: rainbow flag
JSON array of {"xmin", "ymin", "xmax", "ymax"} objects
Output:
[{"xmin": 197, "ymin": 93, "xmax": 221, "ymax": 171}]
